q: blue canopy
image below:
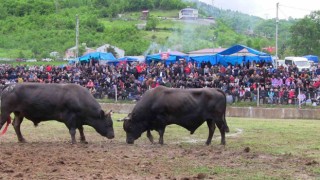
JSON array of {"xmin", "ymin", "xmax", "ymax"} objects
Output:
[
  {"xmin": 303, "ymin": 55, "xmax": 319, "ymax": 63},
  {"xmin": 189, "ymin": 55, "xmax": 217, "ymax": 66},
  {"xmin": 79, "ymin": 52, "xmax": 116, "ymax": 62},
  {"xmin": 217, "ymin": 44, "xmax": 272, "ymax": 66},
  {"xmin": 118, "ymin": 56, "xmax": 138, "ymax": 62},
  {"xmin": 146, "ymin": 51, "xmax": 189, "ymax": 65}
]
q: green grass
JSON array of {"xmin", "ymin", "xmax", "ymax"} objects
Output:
[
  {"xmin": 150, "ymin": 10, "xmax": 180, "ymax": 18},
  {"xmin": 0, "ymin": 60, "xmax": 68, "ymax": 66},
  {"xmin": 226, "ymin": 118, "xmax": 320, "ymax": 156},
  {"xmin": 0, "ymin": 48, "xmax": 33, "ymax": 59}
]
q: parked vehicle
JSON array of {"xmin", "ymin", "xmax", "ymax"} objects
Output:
[
  {"xmin": 26, "ymin": 59, "xmax": 37, "ymax": 62},
  {"xmin": 276, "ymin": 59, "xmax": 286, "ymax": 67},
  {"xmin": 42, "ymin": 58, "xmax": 53, "ymax": 62},
  {"xmin": 284, "ymin": 56, "xmax": 311, "ymax": 72}
]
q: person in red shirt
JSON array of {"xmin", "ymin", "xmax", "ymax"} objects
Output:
[
  {"xmin": 313, "ymin": 79, "xmax": 320, "ymax": 88},
  {"xmin": 46, "ymin": 65, "xmax": 52, "ymax": 72},
  {"xmin": 288, "ymin": 89, "xmax": 295, "ymax": 104},
  {"xmin": 219, "ymin": 65, "xmax": 226, "ymax": 75},
  {"xmin": 184, "ymin": 66, "xmax": 191, "ymax": 75}
]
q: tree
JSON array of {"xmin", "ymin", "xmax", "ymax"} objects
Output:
[
  {"xmin": 290, "ymin": 11, "xmax": 320, "ymax": 56},
  {"xmin": 146, "ymin": 15, "xmax": 159, "ymax": 31},
  {"xmin": 106, "ymin": 46, "xmax": 118, "ymax": 58}
]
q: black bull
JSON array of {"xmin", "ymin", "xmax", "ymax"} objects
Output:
[
  {"xmin": 123, "ymin": 86, "xmax": 229, "ymax": 145},
  {"xmin": 0, "ymin": 83, "xmax": 114, "ymax": 143}
]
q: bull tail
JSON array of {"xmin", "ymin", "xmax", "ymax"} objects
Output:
[
  {"xmin": 0, "ymin": 117, "xmax": 11, "ymax": 136},
  {"xmin": 216, "ymin": 88, "xmax": 229, "ymax": 133}
]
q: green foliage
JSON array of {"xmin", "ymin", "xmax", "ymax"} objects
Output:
[
  {"xmin": 0, "ymin": 0, "xmax": 313, "ymax": 60},
  {"xmin": 0, "ymin": 0, "xmax": 190, "ymax": 58},
  {"xmin": 290, "ymin": 11, "xmax": 320, "ymax": 56},
  {"xmin": 146, "ymin": 15, "xmax": 159, "ymax": 30},
  {"xmin": 106, "ymin": 46, "xmax": 118, "ymax": 58}
]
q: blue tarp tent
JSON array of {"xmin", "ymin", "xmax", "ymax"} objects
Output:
[
  {"xmin": 146, "ymin": 51, "xmax": 189, "ymax": 65},
  {"xmin": 79, "ymin": 52, "xmax": 116, "ymax": 62},
  {"xmin": 303, "ymin": 55, "xmax": 319, "ymax": 63},
  {"xmin": 189, "ymin": 55, "xmax": 217, "ymax": 66},
  {"xmin": 217, "ymin": 44, "xmax": 272, "ymax": 66},
  {"xmin": 118, "ymin": 56, "xmax": 138, "ymax": 62},
  {"xmin": 68, "ymin": 58, "xmax": 79, "ymax": 64}
]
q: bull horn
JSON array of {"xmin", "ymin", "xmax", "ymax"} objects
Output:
[{"xmin": 106, "ymin": 110, "xmax": 113, "ymax": 116}]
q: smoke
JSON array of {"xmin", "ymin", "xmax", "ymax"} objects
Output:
[{"xmin": 144, "ymin": 1, "xmax": 215, "ymax": 54}]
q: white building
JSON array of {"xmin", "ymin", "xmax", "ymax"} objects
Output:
[
  {"xmin": 64, "ymin": 46, "xmax": 95, "ymax": 59},
  {"xmin": 96, "ymin": 44, "xmax": 125, "ymax": 58},
  {"xmin": 179, "ymin": 8, "xmax": 198, "ymax": 20}
]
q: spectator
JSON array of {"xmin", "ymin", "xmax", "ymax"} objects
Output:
[
  {"xmin": 267, "ymin": 88, "xmax": 275, "ymax": 104},
  {"xmin": 288, "ymin": 89, "xmax": 296, "ymax": 104}
]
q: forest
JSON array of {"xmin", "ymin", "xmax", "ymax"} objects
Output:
[{"xmin": 0, "ymin": 0, "xmax": 319, "ymax": 60}]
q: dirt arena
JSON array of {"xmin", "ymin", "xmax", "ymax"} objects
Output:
[{"xmin": 0, "ymin": 120, "xmax": 319, "ymax": 180}]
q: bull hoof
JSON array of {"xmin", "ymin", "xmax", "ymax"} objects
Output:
[
  {"xmin": 205, "ymin": 142, "xmax": 211, "ymax": 146},
  {"xmin": 18, "ymin": 139, "xmax": 27, "ymax": 143},
  {"xmin": 80, "ymin": 140, "xmax": 88, "ymax": 144}
]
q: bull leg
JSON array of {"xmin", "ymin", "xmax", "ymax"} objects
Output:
[
  {"xmin": 206, "ymin": 119, "xmax": 216, "ymax": 145},
  {"xmin": 65, "ymin": 120, "xmax": 77, "ymax": 144},
  {"xmin": 13, "ymin": 113, "xmax": 26, "ymax": 143},
  {"xmin": 0, "ymin": 111, "xmax": 10, "ymax": 129},
  {"xmin": 69, "ymin": 128, "xmax": 77, "ymax": 144},
  {"xmin": 215, "ymin": 121, "xmax": 226, "ymax": 145},
  {"xmin": 157, "ymin": 128, "xmax": 166, "ymax": 145},
  {"xmin": 78, "ymin": 126, "xmax": 88, "ymax": 144},
  {"xmin": 146, "ymin": 130, "xmax": 154, "ymax": 143}
]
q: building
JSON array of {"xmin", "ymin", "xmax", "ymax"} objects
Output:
[
  {"xmin": 188, "ymin": 48, "xmax": 226, "ymax": 56},
  {"xmin": 141, "ymin": 10, "xmax": 149, "ymax": 20},
  {"xmin": 64, "ymin": 46, "xmax": 95, "ymax": 59},
  {"xmin": 179, "ymin": 8, "xmax": 198, "ymax": 20},
  {"xmin": 49, "ymin": 51, "xmax": 59, "ymax": 58},
  {"xmin": 96, "ymin": 44, "xmax": 125, "ymax": 58}
]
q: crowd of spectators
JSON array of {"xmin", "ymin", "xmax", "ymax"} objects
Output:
[{"xmin": 1, "ymin": 58, "xmax": 320, "ymax": 105}]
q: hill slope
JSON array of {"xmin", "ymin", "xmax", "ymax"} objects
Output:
[{"xmin": 0, "ymin": 0, "xmax": 283, "ymax": 60}]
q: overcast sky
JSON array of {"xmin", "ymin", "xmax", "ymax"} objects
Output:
[{"xmin": 199, "ymin": 0, "xmax": 320, "ymax": 19}]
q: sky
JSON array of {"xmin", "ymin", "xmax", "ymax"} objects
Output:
[{"xmin": 199, "ymin": 0, "xmax": 320, "ymax": 19}]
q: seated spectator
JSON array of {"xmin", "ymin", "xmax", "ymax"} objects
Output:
[
  {"xmin": 273, "ymin": 88, "xmax": 279, "ymax": 104},
  {"xmin": 267, "ymin": 88, "xmax": 275, "ymax": 104},
  {"xmin": 297, "ymin": 92, "xmax": 306, "ymax": 105},
  {"xmin": 288, "ymin": 89, "xmax": 296, "ymax": 104},
  {"xmin": 244, "ymin": 89, "xmax": 252, "ymax": 102},
  {"xmin": 313, "ymin": 79, "xmax": 320, "ymax": 89},
  {"xmin": 231, "ymin": 86, "xmax": 240, "ymax": 103},
  {"xmin": 239, "ymin": 87, "xmax": 245, "ymax": 101},
  {"xmin": 86, "ymin": 79, "xmax": 94, "ymax": 89},
  {"xmin": 259, "ymin": 87, "xmax": 268, "ymax": 104}
]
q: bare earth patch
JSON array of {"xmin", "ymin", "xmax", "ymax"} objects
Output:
[{"xmin": 0, "ymin": 128, "xmax": 318, "ymax": 180}]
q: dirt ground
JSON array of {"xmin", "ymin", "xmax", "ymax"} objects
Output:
[{"xmin": 0, "ymin": 129, "xmax": 319, "ymax": 180}]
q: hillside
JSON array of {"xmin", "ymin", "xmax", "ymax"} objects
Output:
[{"xmin": 0, "ymin": 0, "xmax": 288, "ymax": 60}]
